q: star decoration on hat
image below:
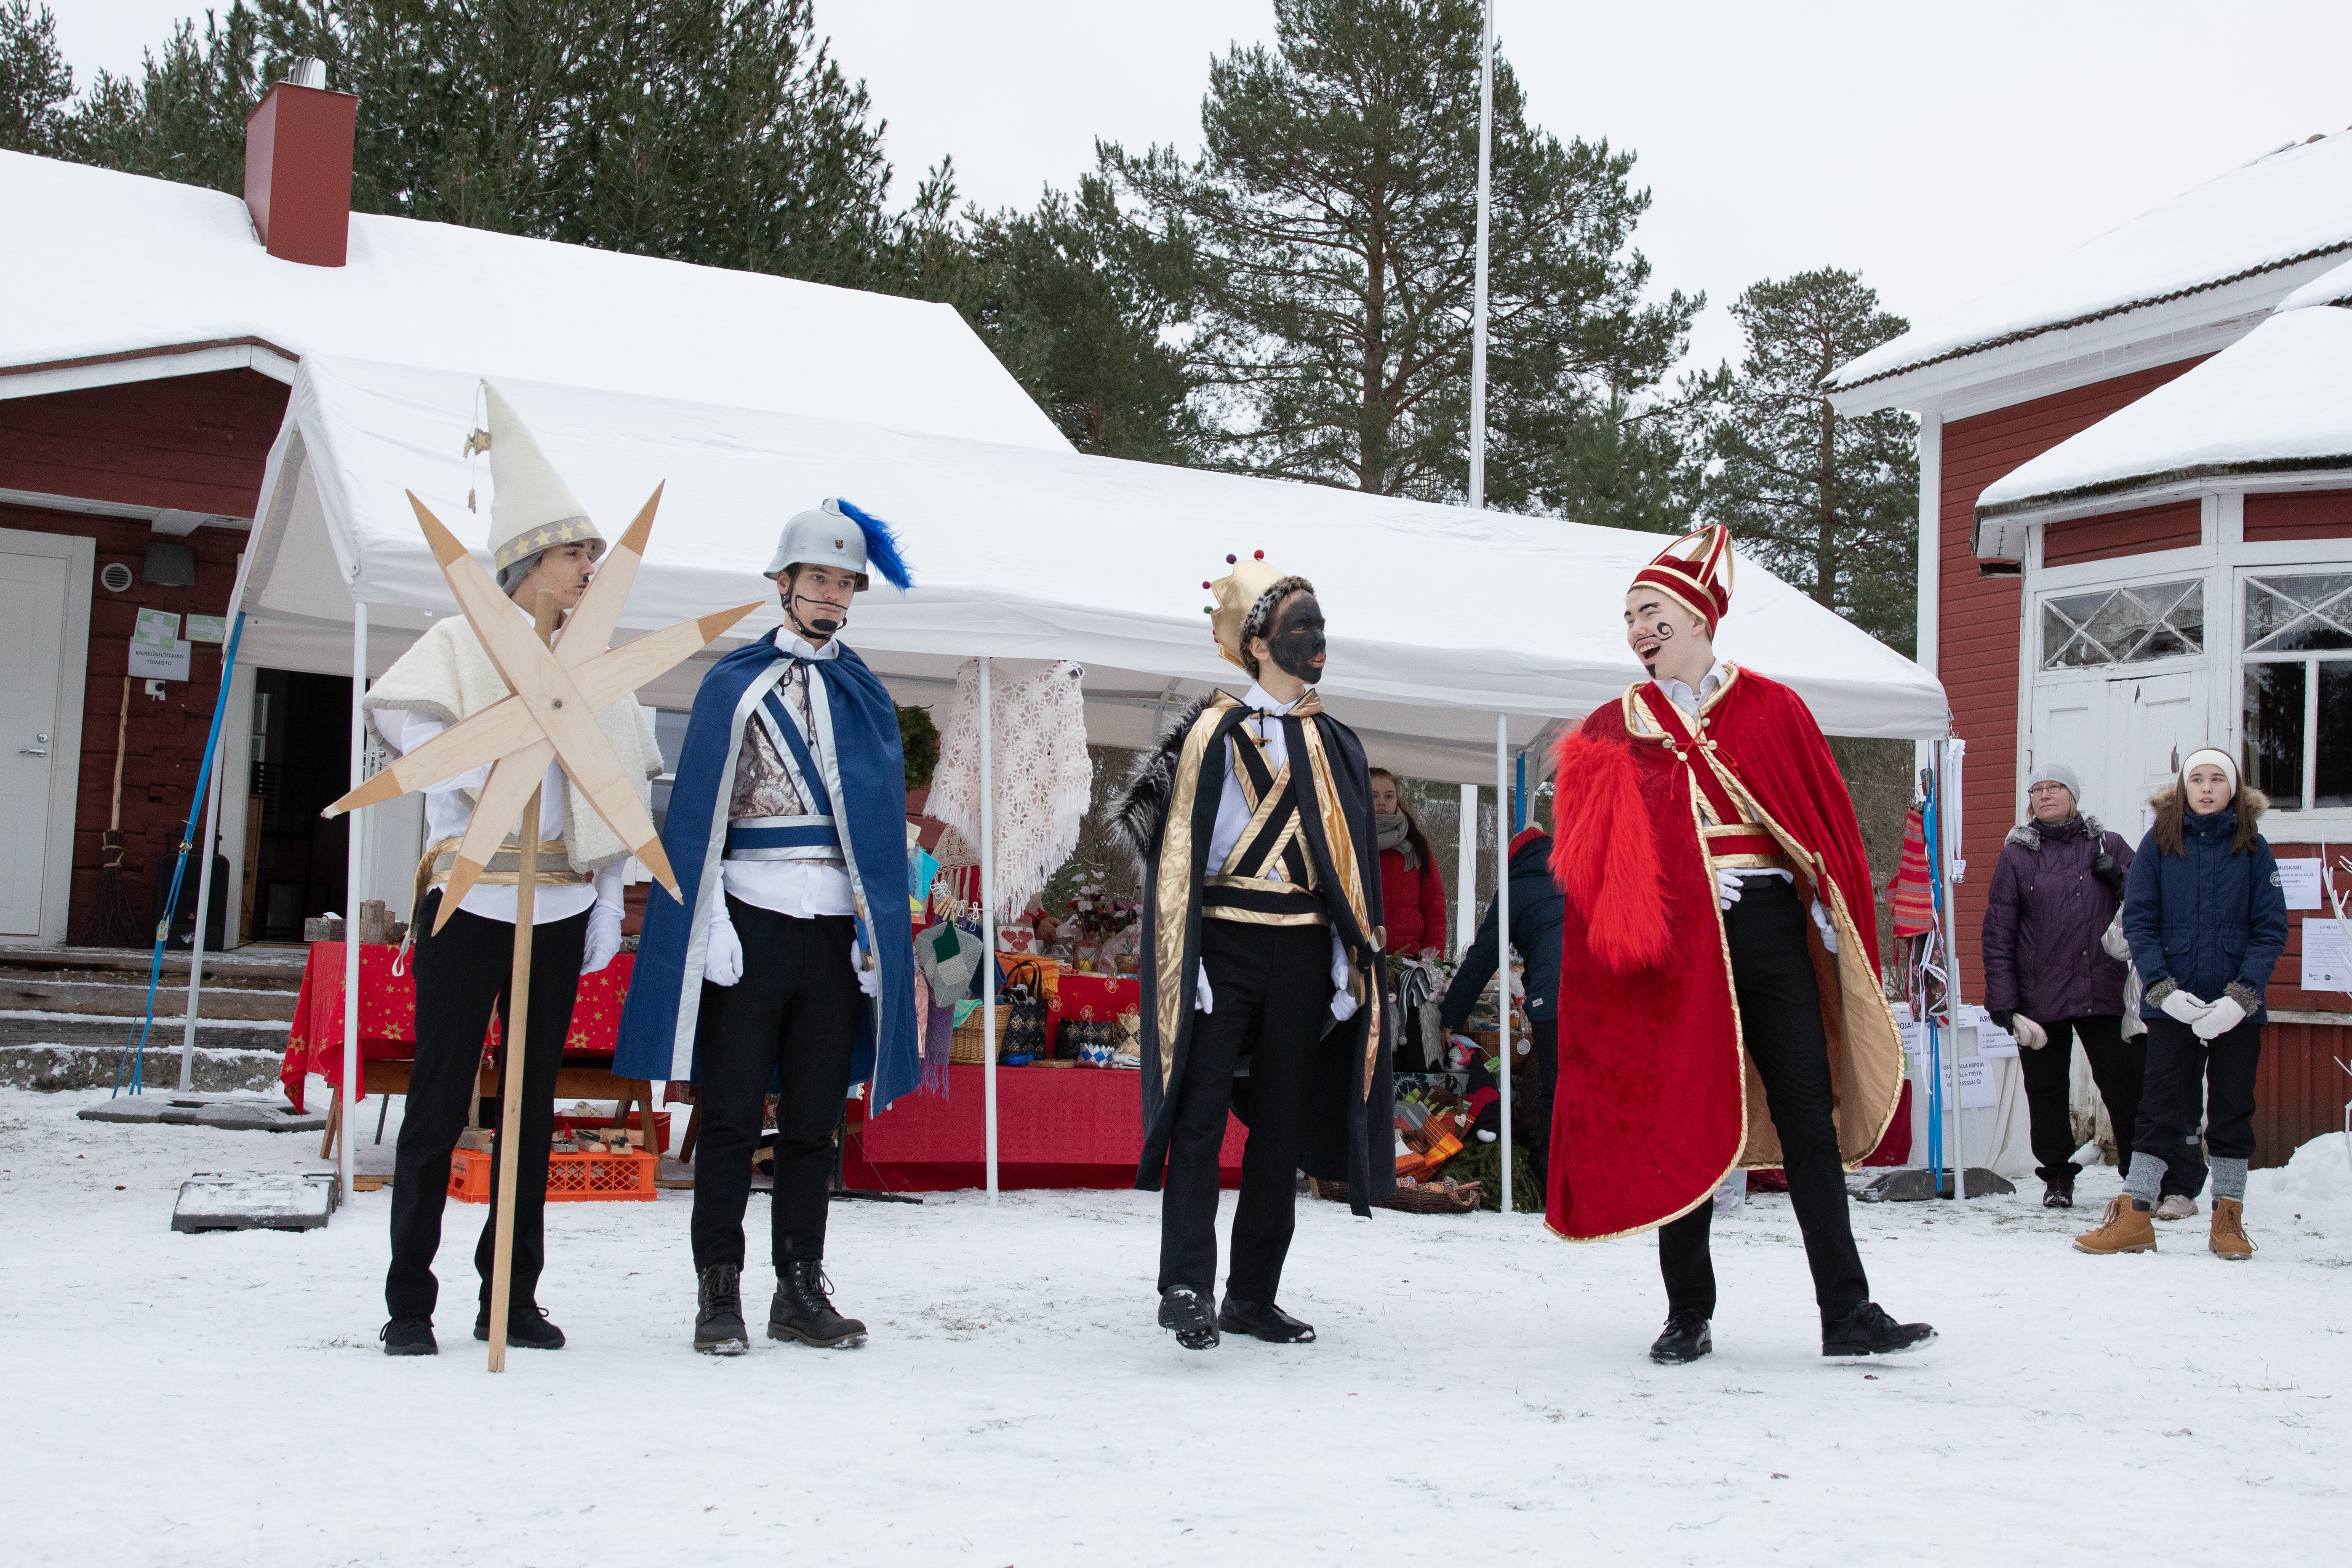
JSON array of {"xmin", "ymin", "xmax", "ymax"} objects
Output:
[{"xmin": 323, "ymin": 485, "xmax": 759, "ymax": 933}]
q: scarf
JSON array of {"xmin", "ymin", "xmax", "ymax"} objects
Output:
[{"xmin": 1376, "ymin": 810, "xmax": 1419, "ymax": 871}]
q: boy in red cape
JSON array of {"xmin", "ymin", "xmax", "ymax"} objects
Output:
[{"xmin": 1548, "ymin": 525, "xmax": 1934, "ymax": 1364}]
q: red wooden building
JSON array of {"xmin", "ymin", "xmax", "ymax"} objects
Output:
[
  {"xmin": 0, "ymin": 74, "xmax": 1065, "ymax": 955},
  {"xmin": 1828, "ymin": 129, "xmax": 2352, "ymax": 1164}
]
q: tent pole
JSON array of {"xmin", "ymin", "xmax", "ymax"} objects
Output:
[
  {"xmin": 979, "ymin": 655, "xmax": 998, "ymax": 1206},
  {"xmin": 1495, "ymin": 713, "xmax": 1512, "ymax": 1215},
  {"xmin": 342, "ymin": 601, "xmax": 367, "ymax": 1204},
  {"xmin": 1938, "ymin": 737, "xmax": 1966, "ymax": 1200},
  {"xmin": 1455, "ymin": 783, "xmax": 1477, "ymax": 960}
]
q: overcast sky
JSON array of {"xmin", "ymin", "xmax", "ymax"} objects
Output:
[{"xmin": 51, "ymin": 0, "xmax": 2352, "ymax": 373}]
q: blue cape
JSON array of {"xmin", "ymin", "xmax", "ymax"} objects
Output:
[{"xmin": 614, "ymin": 629, "xmax": 918, "ymax": 1109}]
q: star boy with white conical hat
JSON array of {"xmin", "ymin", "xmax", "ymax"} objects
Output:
[{"xmin": 365, "ymin": 383, "xmax": 663, "ymax": 1358}]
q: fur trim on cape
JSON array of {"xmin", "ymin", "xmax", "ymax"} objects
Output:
[
  {"xmin": 1548, "ymin": 729, "xmax": 1667, "ymax": 973},
  {"xmin": 1110, "ymin": 694, "xmax": 1216, "ymax": 864}
]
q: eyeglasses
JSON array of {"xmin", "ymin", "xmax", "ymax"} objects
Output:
[{"xmin": 2026, "ymin": 783, "xmax": 2071, "ymax": 795}]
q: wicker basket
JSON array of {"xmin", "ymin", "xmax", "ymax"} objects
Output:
[{"xmin": 949, "ymin": 1005, "xmax": 1013, "ymax": 1064}]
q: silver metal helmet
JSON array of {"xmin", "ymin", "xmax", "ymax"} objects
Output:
[{"xmin": 764, "ymin": 499, "xmax": 871, "ymax": 589}]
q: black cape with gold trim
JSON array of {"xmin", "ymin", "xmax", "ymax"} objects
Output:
[{"xmin": 1111, "ymin": 692, "xmax": 1395, "ymax": 1217}]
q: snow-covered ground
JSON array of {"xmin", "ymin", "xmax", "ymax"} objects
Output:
[{"xmin": 4, "ymin": 1085, "xmax": 2347, "ymax": 1564}]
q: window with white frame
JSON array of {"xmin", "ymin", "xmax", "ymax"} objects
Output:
[
  {"xmin": 2040, "ymin": 578, "xmax": 2203, "ymax": 669},
  {"xmin": 2241, "ymin": 572, "xmax": 2352, "ymax": 811}
]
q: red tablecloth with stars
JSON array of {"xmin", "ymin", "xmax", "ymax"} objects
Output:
[{"xmin": 277, "ymin": 942, "xmax": 633, "ymax": 1111}]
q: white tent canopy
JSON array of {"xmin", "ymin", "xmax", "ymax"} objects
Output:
[{"xmin": 239, "ymin": 354, "xmax": 1950, "ymax": 782}]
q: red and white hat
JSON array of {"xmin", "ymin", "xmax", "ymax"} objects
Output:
[{"xmin": 1629, "ymin": 524, "xmax": 1735, "ymax": 636}]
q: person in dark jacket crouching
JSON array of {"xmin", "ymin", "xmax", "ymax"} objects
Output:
[
  {"xmin": 1439, "ymin": 825, "xmax": 1565, "ymax": 1174},
  {"xmin": 2075, "ymin": 749, "xmax": 2287, "ymax": 1262},
  {"xmin": 1982, "ymin": 761, "xmax": 2200, "ymax": 1210}
]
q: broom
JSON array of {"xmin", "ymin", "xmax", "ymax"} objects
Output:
[{"xmin": 79, "ymin": 677, "xmax": 140, "ymax": 948}]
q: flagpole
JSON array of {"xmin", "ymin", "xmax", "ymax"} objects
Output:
[{"xmin": 1468, "ymin": 0, "xmax": 1496, "ymax": 513}]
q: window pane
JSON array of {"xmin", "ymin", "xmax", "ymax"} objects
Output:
[
  {"xmin": 2244, "ymin": 574, "xmax": 2352, "ymax": 652},
  {"xmin": 2318, "ymin": 662, "xmax": 2352, "ymax": 810},
  {"xmin": 2241, "ymin": 663, "xmax": 2305, "ymax": 811},
  {"xmin": 648, "ymin": 709, "xmax": 693, "ymax": 831},
  {"xmin": 2039, "ymin": 580, "xmax": 2201, "ymax": 668}
]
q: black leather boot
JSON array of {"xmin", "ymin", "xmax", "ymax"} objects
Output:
[
  {"xmin": 695, "ymin": 1263, "xmax": 748, "ymax": 1356},
  {"xmin": 1157, "ymin": 1285, "xmax": 1220, "ymax": 1350},
  {"xmin": 380, "ymin": 1316, "xmax": 436, "ymax": 1357},
  {"xmin": 1218, "ymin": 1295, "xmax": 1316, "ymax": 1343},
  {"xmin": 769, "ymin": 1259, "xmax": 867, "ymax": 1348},
  {"xmin": 1822, "ymin": 1301, "xmax": 1937, "ymax": 1358},
  {"xmin": 1649, "ymin": 1310, "xmax": 1712, "ymax": 1365},
  {"xmin": 2042, "ymin": 1175, "xmax": 2075, "ymax": 1209},
  {"xmin": 474, "ymin": 1303, "xmax": 565, "ymax": 1349}
]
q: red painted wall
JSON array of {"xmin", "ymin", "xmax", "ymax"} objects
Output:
[
  {"xmin": 2244, "ymin": 489, "xmax": 2352, "ymax": 541},
  {"xmin": 0, "ymin": 369, "xmax": 290, "ymax": 940},
  {"xmin": 2041, "ymin": 499, "xmax": 2201, "ymax": 567}
]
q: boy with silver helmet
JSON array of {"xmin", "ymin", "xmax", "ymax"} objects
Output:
[{"xmin": 615, "ymin": 498, "xmax": 919, "ymax": 1356}]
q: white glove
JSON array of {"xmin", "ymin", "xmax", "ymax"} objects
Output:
[
  {"xmin": 703, "ymin": 912, "xmax": 744, "ymax": 987},
  {"xmin": 1716, "ymin": 868, "xmax": 1744, "ymax": 909},
  {"xmin": 580, "ymin": 900, "xmax": 623, "ymax": 975},
  {"xmin": 1330, "ymin": 988, "xmax": 1360, "ymax": 1022},
  {"xmin": 2192, "ymin": 994, "xmax": 2247, "ymax": 1040},
  {"xmin": 1809, "ymin": 899, "xmax": 1839, "ymax": 956},
  {"xmin": 2010, "ymin": 1014, "xmax": 2049, "ymax": 1051},
  {"xmin": 850, "ymin": 936, "xmax": 880, "ymax": 998},
  {"xmin": 1194, "ymin": 963, "xmax": 1213, "ymax": 1014},
  {"xmin": 2157, "ymin": 987, "xmax": 2211, "ymax": 1026}
]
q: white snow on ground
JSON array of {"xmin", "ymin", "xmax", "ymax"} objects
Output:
[
  {"xmin": 1827, "ymin": 130, "xmax": 2352, "ymax": 390},
  {"xmin": 2, "ymin": 1086, "xmax": 2346, "ymax": 1565}
]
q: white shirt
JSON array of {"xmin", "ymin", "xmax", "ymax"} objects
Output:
[
  {"xmin": 388, "ymin": 709, "xmax": 616, "ymax": 925},
  {"xmin": 1653, "ymin": 660, "xmax": 1793, "ymax": 887},
  {"xmin": 719, "ymin": 632, "xmax": 858, "ymax": 923}
]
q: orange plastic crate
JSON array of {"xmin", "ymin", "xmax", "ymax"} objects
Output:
[{"xmin": 448, "ymin": 1143, "xmax": 659, "ymax": 1204}]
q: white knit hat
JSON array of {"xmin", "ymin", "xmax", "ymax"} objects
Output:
[
  {"xmin": 2178, "ymin": 746, "xmax": 2239, "ymax": 794},
  {"xmin": 481, "ymin": 382, "xmax": 604, "ymax": 574}
]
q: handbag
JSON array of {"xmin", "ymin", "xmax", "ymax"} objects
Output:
[
  {"xmin": 1057, "ymin": 1010, "xmax": 1119, "ymax": 1064},
  {"xmin": 1000, "ymin": 959, "xmax": 1050, "ymax": 1060}
]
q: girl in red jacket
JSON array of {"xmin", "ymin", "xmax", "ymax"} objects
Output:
[{"xmin": 1369, "ymin": 768, "xmax": 1448, "ymax": 957}]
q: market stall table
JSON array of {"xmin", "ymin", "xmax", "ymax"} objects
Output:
[{"xmin": 847, "ymin": 1064, "xmax": 1243, "ymax": 1192}]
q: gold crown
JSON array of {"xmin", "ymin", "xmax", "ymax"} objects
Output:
[{"xmin": 1203, "ymin": 551, "xmax": 1289, "ymax": 672}]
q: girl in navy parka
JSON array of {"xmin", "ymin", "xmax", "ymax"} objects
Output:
[{"xmin": 2075, "ymin": 748, "xmax": 2288, "ymax": 1261}]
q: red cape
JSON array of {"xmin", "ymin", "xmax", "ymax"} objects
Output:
[{"xmin": 1543, "ymin": 666, "xmax": 1904, "ymax": 1241}]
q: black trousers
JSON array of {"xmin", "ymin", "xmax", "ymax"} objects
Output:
[
  {"xmin": 1158, "ymin": 920, "xmax": 1329, "ymax": 1303},
  {"xmin": 1657, "ymin": 878, "xmax": 1868, "ymax": 1326},
  {"xmin": 690, "ymin": 898, "xmax": 862, "ymax": 1272},
  {"xmin": 385, "ymin": 892, "xmax": 587, "ymax": 1321},
  {"xmin": 2135, "ymin": 1013, "xmax": 2263, "ymax": 1176},
  {"xmin": 2014, "ymin": 1015, "xmax": 2202, "ymax": 1194}
]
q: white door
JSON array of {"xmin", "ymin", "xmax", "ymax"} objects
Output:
[
  {"xmin": 2106, "ymin": 669, "xmax": 2208, "ymax": 836},
  {"xmin": 0, "ymin": 550, "xmax": 70, "ymax": 936},
  {"xmin": 2030, "ymin": 677, "xmax": 2105, "ymax": 819}
]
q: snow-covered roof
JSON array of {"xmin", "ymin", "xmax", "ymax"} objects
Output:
[
  {"xmin": 1828, "ymin": 130, "xmax": 2352, "ymax": 395},
  {"xmin": 235, "ymin": 354, "xmax": 1952, "ymax": 761},
  {"xmin": 2279, "ymin": 253, "xmax": 2352, "ymax": 311},
  {"xmin": 1974, "ymin": 305, "xmax": 2352, "ymax": 521},
  {"xmin": 0, "ymin": 150, "xmax": 1070, "ymax": 453}
]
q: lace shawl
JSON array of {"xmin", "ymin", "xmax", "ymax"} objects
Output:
[{"xmin": 928, "ymin": 659, "xmax": 1091, "ymax": 920}]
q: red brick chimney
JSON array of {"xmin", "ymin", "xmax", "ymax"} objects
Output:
[{"xmin": 243, "ymin": 60, "xmax": 357, "ymax": 268}]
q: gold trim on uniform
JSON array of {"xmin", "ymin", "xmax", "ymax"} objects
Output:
[{"xmin": 1150, "ymin": 694, "xmax": 1239, "ymax": 1091}]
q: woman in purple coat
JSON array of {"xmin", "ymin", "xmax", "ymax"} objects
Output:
[{"xmin": 1982, "ymin": 762, "xmax": 2200, "ymax": 1210}]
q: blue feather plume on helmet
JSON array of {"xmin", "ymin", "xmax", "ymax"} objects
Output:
[{"xmin": 835, "ymin": 498, "xmax": 914, "ymax": 591}]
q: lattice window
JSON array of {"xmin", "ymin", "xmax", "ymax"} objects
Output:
[
  {"xmin": 2241, "ymin": 574, "xmax": 2352, "ymax": 812},
  {"xmin": 2039, "ymin": 579, "xmax": 2203, "ymax": 669}
]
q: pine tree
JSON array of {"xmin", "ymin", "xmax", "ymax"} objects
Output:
[
  {"xmin": 1701, "ymin": 268, "xmax": 1918, "ymax": 653},
  {"xmin": 0, "ymin": 0, "xmax": 72, "ymax": 154},
  {"xmin": 1105, "ymin": 0, "xmax": 1698, "ymax": 506},
  {"xmin": 54, "ymin": 5, "xmax": 264, "ymax": 186},
  {"xmin": 959, "ymin": 173, "xmax": 1205, "ymax": 461}
]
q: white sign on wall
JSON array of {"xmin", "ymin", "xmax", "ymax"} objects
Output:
[
  {"xmin": 2274, "ymin": 859, "xmax": 2323, "ymax": 911},
  {"xmin": 2302, "ymin": 918, "xmax": 2352, "ymax": 996}
]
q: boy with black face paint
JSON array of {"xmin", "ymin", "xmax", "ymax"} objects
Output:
[{"xmin": 1111, "ymin": 554, "xmax": 1394, "ymax": 1350}]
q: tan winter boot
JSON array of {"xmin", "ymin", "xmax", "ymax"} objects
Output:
[
  {"xmin": 2073, "ymin": 1195, "xmax": 2156, "ymax": 1255},
  {"xmin": 2209, "ymin": 1198, "xmax": 2256, "ymax": 1261}
]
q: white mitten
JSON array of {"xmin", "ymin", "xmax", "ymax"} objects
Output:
[
  {"xmin": 703, "ymin": 913, "xmax": 744, "ymax": 987},
  {"xmin": 2010, "ymin": 1014, "xmax": 2049, "ymax": 1051},
  {"xmin": 2157, "ymin": 987, "xmax": 2211, "ymax": 1026},
  {"xmin": 2192, "ymin": 994, "xmax": 2246, "ymax": 1040},
  {"xmin": 1715, "ymin": 868, "xmax": 1744, "ymax": 909},
  {"xmin": 850, "ymin": 937, "xmax": 881, "ymax": 998},
  {"xmin": 1809, "ymin": 899, "xmax": 1839, "ymax": 955},
  {"xmin": 580, "ymin": 899, "xmax": 623, "ymax": 975}
]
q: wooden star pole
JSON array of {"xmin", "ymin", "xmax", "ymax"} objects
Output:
[{"xmin": 324, "ymin": 485, "xmax": 756, "ymax": 1371}]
